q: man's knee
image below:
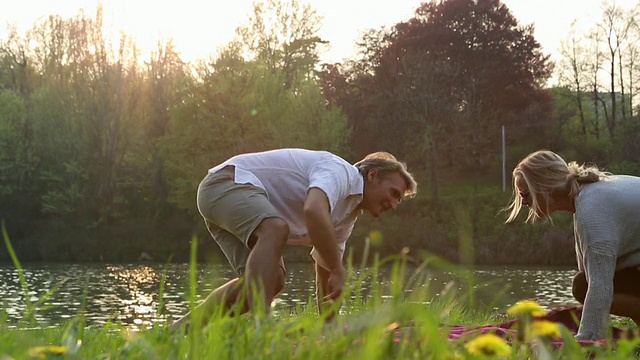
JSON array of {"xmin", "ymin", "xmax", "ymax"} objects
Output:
[
  {"xmin": 572, "ymin": 271, "xmax": 587, "ymax": 304},
  {"xmin": 251, "ymin": 217, "xmax": 290, "ymax": 249}
]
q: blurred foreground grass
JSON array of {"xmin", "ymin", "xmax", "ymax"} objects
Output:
[{"xmin": 1, "ymin": 224, "xmax": 639, "ymax": 359}]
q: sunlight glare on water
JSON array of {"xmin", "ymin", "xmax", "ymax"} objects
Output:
[{"xmin": 0, "ymin": 263, "xmax": 578, "ymax": 330}]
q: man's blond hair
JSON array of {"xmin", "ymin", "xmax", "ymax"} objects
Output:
[{"xmin": 354, "ymin": 152, "xmax": 417, "ymax": 199}]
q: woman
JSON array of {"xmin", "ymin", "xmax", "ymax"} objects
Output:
[{"xmin": 505, "ymin": 150, "xmax": 640, "ymax": 340}]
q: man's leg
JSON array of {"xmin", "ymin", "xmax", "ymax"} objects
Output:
[
  {"xmin": 170, "ymin": 219, "xmax": 255, "ymax": 332},
  {"xmin": 171, "ymin": 277, "xmax": 244, "ymax": 331},
  {"xmin": 244, "ymin": 217, "xmax": 289, "ymax": 313},
  {"xmin": 175, "ymin": 217, "xmax": 289, "ymax": 324},
  {"xmin": 176, "ymin": 167, "xmax": 288, "ymax": 328},
  {"xmin": 174, "ymin": 225, "xmax": 287, "ymax": 329}
]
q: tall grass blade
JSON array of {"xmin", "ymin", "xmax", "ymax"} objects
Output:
[
  {"xmin": 188, "ymin": 235, "xmax": 200, "ymax": 357},
  {"xmin": 2, "ymin": 220, "xmax": 32, "ymax": 313},
  {"xmin": 157, "ymin": 255, "xmax": 173, "ymax": 319}
]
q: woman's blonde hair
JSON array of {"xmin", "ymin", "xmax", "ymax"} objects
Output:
[
  {"xmin": 505, "ymin": 150, "xmax": 609, "ymax": 223},
  {"xmin": 354, "ymin": 151, "xmax": 418, "ymax": 199}
]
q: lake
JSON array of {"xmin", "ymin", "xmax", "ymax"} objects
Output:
[{"xmin": 0, "ymin": 262, "xmax": 579, "ymax": 330}]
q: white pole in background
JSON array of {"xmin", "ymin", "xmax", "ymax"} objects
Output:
[{"xmin": 502, "ymin": 125, "xmax": 506, "ymax": 192}]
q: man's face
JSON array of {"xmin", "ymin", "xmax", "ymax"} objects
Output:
[{"xmin": 362, "ymin": 170, "xmax": 407, "ymax": 217}]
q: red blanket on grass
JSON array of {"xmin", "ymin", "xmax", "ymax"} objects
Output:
[{"xmin": 446, "ymin": 306, "xmax": 636, "ymax": 346}]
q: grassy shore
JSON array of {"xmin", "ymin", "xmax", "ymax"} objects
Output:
[
  {"xmin": 2, "ymin": 229, "xmax": 639, "ymax": 359},
  {"xmin": 2, "ymin": 282, "xmax": 639, "ymax": 359}
]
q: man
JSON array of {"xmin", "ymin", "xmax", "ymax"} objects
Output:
[{"xmin": 171, "ymin": 148, "xmax": 417, "ymax": 330}]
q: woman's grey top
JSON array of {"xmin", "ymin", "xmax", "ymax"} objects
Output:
[{"xmin": 573, "ymin": 175, "xmax": 640, "ymax": 340}]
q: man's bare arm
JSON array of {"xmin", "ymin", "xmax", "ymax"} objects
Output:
[
  {"xmin": 304, "ymin": 188, "xmax": 344, "ymax": 298},
  {"xmin": 315, "ymin": 262, "xmax": 335, "ymax": 320}
]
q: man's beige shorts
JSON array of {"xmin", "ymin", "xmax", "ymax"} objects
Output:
[{"xmin": 197, "ymin": 165, "xmax": 286, "ymax": 276}]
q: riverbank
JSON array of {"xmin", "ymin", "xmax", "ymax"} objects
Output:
[
  {"xmin": 1, "ymin": 286, "xmax": 636, "ymax": 359},
  {"xmin": 0, "ymin": 234, "xmax": 633, "ymax": 359},
  {"xmin": 0, "ymin": 169, "xmax": 580, "ymax": 267}
]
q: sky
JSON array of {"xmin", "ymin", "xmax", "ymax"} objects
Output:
[{"xmin": 1, "ymin": 0, "xmax": 638, "ymax": 66}]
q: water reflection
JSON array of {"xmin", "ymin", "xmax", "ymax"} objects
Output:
[{"xmin": 0, "ymin": 263, "xmax": 579, "ymax": 330}]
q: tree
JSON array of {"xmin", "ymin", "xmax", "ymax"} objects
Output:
[
  {"xmin": 138, "ymin": 40, "xmax": 190, "ymax": 219},
  {"xmin": 556, "ymin": 0, "xmax": 640, "ymax": 144},
  {"xmin": 586, "ymin": 28, "xmax": 606, "ymax": 141},
  {"xmin": 322, "ymin": 0, "xmax": 553, "ymax": 198},
  {"xmin": 0, "ymin": 90, "xmax": 28, "ymax": 196},
  {"xmin": 597, "ymin": 1, "xmax": 637, "ymax": 137},
  {"xmin": 0, "ymin": 7, "xmax": 160, "ymax": 260},
  {"xmin": 161, "ymin": 1, "xmax": 348, "ymax": 213},
  {"xmin": 558, "ymin": 22, "xmax": 591, "ymax": 138},
  {"xmin": 235, "ymin": 0, "xmax": 327, "ymax": 89}
]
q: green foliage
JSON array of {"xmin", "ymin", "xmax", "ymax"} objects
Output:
[
  {"xmin": 161, "ymin": 49, "xmax": 349, "ymax": 213},
  {"xmin": 40, "ymin": 164, "xmax": 86, "ymax": 217},
  {"xmin": 350, "ymin": 182, "xmax": 575, "ymax": 266},
  {"xmin": 235, "ymin": 0, "xmax": 325, "ymax": 83},
  {"xmin": 0, "ymin": 90, "xmax": 30, "ymax": 197},
  {"xmin": 550, "ymin": 87, "xmax": 614, "ymax": 152}
]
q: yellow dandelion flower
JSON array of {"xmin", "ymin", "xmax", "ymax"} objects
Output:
[
  {"xmin": 28, "ymin": 345, "xmax": 67, "ymax": 359},
  {"xmin": 464, "ymin": 333, "xmax": 512, "ymax": 357},
  {"xmin": 368, "ymin": 230, "xmax": 383, "ymax": 247},
  {"xmin": 506, "ymin": 300, "xmax": 547, "ymax": 318},
  {"xmin": 530, "ymin": 320, "xmax": 561, "ymax": 339}
]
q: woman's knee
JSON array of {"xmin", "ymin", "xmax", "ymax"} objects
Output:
[{"xmin": 572, "ymin": 271, "xmax": 587, "ymax": 304}]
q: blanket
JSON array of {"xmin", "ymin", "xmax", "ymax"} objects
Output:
[{"xmin": 446, "ymin": 306, "xmax": 637, "ymax": 346}]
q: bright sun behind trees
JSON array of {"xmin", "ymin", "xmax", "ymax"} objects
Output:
[{"xmin": 0, "ymin": 0, "xmax": 639, "ymax": 266}]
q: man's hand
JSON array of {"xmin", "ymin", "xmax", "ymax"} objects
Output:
[
  {"xmin": 327, "ymin": 266, "xmax": 345, "ymax": 300},
  {"xmin": 305, "ymin": 187, "xmax": 345, "ymax": 321},
  {"xmin": 316, "ymin": 262, "xmax": 342, "ymax": 322}
]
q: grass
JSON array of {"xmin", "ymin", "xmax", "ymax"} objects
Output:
[{"xmin": 1, "ymin": 222, "xmax": 639, "ymax": 359}]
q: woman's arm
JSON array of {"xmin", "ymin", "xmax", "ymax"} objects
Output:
[{"xmin": 576, "ymin": 251, "xmax": 616, "ymax": 340}]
